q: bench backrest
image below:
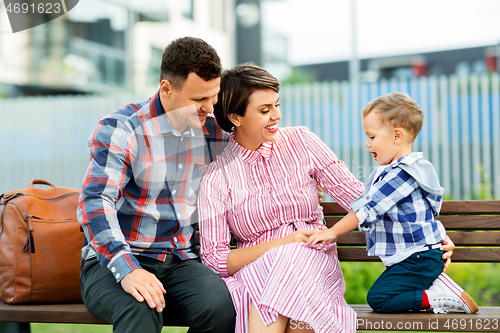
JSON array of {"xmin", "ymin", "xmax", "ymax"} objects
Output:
[{"xmin": 322, "ymin": 200, "xmax": 500, "ymax": 263}]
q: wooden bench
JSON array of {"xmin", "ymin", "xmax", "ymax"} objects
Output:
[{"xmin": 0, "ymin": 200, "xmax": 499, "ymax": 331}]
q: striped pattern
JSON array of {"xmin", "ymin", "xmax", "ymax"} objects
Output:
[
  {"xmin": 77, "ymin": 91, "xmax": 228, "ymax": 282},
  {"xmin": 199, "ymin": 127, "xmax": 364, "ymax": 332}
]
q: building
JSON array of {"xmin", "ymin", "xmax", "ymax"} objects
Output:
[
  {"xmin": 0, "ymin": 0, "xmax": 236, "ymax": 97},
  {"xmin": 296, "ymin": 44, "xmax": 500, "ymax": 83},
  {"xmin": 132, "ymin": 0, "xmax": 236, "ymax": 95}
]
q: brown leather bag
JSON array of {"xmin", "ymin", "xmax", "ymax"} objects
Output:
[{"xmin": 0, "ymin": 179, "xmax": 84, "ymax": 304}]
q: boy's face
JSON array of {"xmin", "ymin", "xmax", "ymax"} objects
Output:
[{"xmin": 362, "ymin": 110, "xmax": 408, "ymax": 165}]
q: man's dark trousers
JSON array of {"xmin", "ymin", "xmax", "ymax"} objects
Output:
[{"xmin": 81, "ymin": 255, "xmax": 235, "ymax": 333}]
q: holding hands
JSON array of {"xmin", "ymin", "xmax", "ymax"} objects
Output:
[{"xmin": 307, "ymin": 228, "xmax": 338, "ymax": 246}]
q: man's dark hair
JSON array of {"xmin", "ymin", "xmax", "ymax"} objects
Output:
[{"xmin": 160, "ymin": 37, "xmax": 222, "ymax": 89}]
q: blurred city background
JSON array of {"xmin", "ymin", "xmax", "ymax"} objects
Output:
[{"xmin": 1, "ymin": 0, "xmax": 500, "ymax": 201}]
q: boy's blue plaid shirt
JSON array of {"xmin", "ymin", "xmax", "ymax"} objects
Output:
[
  {"xmin": 351, "ymin": 153, "xmax": 447, "ymax": 258},
  {"xmin": 77, "ymin": 91, "xmax": 228, "ymax": 282}
]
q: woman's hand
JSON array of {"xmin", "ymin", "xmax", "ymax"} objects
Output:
[
  {"xmin": 278, "ymin": 229, "xmax": 318, "ymax": 247},
  {"xmin": 440, "ymin": 236, "xmax": 455, "ymax": 272},
  {"xmin": 227, "ymin": 229, "xmax": 318, "ymax": 276},
  {"xmin": 307, "ymin": 228, "xmax": 337, "ymax": 246}
]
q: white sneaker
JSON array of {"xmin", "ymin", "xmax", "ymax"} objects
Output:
[{"xmin": 426, "ymin": 272, "xmax": 479, "ymax": 314}]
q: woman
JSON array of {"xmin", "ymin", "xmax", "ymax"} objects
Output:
[{"xmin": 198, "ymin": 64, "xmax": 453, "ymax": 333}]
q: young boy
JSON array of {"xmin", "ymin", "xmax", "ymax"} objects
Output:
[{"xmin": 308, "ymin": 92, "xmax": 478, "ymax": 314}]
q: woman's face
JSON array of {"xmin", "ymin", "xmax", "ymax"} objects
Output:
[{"xmin": 231, "ymin": 88, "xmax": 282, "ymax": 151}]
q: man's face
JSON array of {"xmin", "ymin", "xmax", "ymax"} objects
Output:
[{"xmin": 160, "ymin": 72, "xmax": 220, "ymax": 133}]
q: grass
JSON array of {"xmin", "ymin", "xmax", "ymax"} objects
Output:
[{"xmin": 31, "ymin": 324, "xmax": 188, "ymax": 333}]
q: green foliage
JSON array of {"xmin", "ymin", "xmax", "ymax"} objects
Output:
[
  {"xmin": 31, "ymin": 323, "xmax": 188, "ymax": 333},
  {"xmin": 280, "ymin": 67, "xmax": 318, "ymax": 85},
  {"xmin": 472, "ymin": 163, "xmax": 495, "ymax": 200},
  {"xmin": 445, "ymin": 263, "xmax": 500, "ymax": 306},
  {"xmin": 341, "ymin": 262, "xmax": 385, "ymax": 304},
  {"xmin": 340, "ymin": 261, "xmax": 500, "ymax": 306}
]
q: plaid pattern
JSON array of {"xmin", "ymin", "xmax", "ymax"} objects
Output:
[
  {"xmin": 77, "ymin": 91, "xmax": 228, "ymax": 282},
  {"xmin": 351, "ymin": 153, "xmax": 447, "ymax": 258}
]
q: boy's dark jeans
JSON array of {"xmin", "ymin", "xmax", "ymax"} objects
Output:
[
  {"xmin": 80, "ymin": 255, "xmax": 235, "ymax": 333},
  {"xmin": 367, "ymin": 248, "xmax": 445, "ymax": 313}
]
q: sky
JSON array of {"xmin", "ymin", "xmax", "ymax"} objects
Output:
[{"xmin": 261, "ymin": 0, "xmax": 500, "ymax": 65}]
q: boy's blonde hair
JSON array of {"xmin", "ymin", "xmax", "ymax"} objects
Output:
[{"xmin": 361, "ymin": 92, "xmax": 424, "ymax": 141}]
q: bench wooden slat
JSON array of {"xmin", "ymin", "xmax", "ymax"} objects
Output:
[
  {"xmin": 439, "ymin": 200, "xmax": 500, "ymax": 215},
  {"xmin": 447, "ymin": 232, "xmax": 500, "ymax": 246},
  {"xmin": 1, "ymin": 302, "xmax": 497, "ymax": 332},
  {"xmin": 322, "ymin": 200, "xmax": 500, "ymax": 216},
  {"xmin": 325, "ymin": 215, "xmax": 500, "ymax": 230},
  {"xmin": 438, "ymin": 216, "xmax": 500, "ymax": 230},
  {"xmin": 0, "ymin": 303, "xmax": 106, "ymax": 325},
  {"xmin": 337, "ymin": 247, "xmax": 500, "ymax": 263},
  {"xmin": 353, "ymin": 304, "xmax": 500, "ymax": 332},
  {"xmin": 0, "ymin": 302, "xmax": 184, "ymax": 326},
  {"xmin": 337, "ymin": 232, "xmax": 500, "ymax": 246}
]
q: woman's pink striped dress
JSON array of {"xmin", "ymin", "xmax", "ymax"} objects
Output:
[{"xmin": 198, "ymin": 127, "xmax": 365, "ymax": 333}]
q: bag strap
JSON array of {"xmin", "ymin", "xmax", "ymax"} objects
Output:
[
  {"xmin": 27, "ymin": 179, "xmax": 57, "ymax": 188},
  {"xmin": 0, "ymin": 193, "xmax": 25, "ymax": 241},
  {"xmin": 0, "ymin": 192, "xmax": 24, "ymax": 238}
]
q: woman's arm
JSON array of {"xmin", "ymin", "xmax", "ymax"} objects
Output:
[
  {"xmin": 300, "ymin": 127, "xmax": 364, "ymax": 210},
  {"xmin": 227, "ymin": 229, "xmax": 317, "ymax": 275}
]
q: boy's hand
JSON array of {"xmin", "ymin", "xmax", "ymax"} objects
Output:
[
  {"xmin": 440, "ymin": 236, "xmax": 455, "ymax": 272},
  {"xmin": 307, "ymin": 229, "xmax": 337, "ymax": 246},
  {"xmin": 279, "ymin": 229, "xmax": 318, "ymax": 247}
]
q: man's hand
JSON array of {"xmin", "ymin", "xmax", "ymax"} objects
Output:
[
  {"xmin": 120, "ymin": 268, "xmax": 166, "ymax": 313},
  {"xmin": 439, "ymin": 236, "xmax": 455, "ymax": 272}
]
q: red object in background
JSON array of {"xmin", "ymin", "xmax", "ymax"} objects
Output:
[
  {"xmin": 485, "ymin": 51, "xmax": 497, "ymax": 72},
  {"xmin": 411, "ymin": 59, "xmax": 427, "ymax": 77}
]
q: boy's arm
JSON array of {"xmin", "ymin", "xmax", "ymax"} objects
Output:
[
  {"xmin": 353, "ymin": 168, "xmax": 418, "ymax": 229},
  {"xmin": 308, "ymin": 211, "xmax": 359, "ymax": 245}
]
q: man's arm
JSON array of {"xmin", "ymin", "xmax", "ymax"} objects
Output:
[{"xmin": 78, "ymin": 114, "xmax": 166, "ymax": 313}]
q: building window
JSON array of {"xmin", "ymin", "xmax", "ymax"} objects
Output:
[{"xmin": 181, "ymin": 0, "xmax": 194, "ymax": 20}]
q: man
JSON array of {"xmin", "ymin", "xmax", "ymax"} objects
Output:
[{"xmin": 77, "ymin": 37, "xmax": 235, "ymax": 333}]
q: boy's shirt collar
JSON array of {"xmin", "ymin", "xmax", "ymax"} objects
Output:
[
  {"xmin": 373, "ymin": 152, "xmax": 423, "ymax": 184},
  {"xmin": 387, "ymin": 152, "xmax": 423, "ymax": 169}
]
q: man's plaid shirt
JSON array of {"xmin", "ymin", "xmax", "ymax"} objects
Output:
[
  {"xmin": 351, "ymin": 153, "xmax": 447, "ymax": 259},
  {"xmin": 77, "ymin": 91, "xmax": 228, "ymax": 282}
]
